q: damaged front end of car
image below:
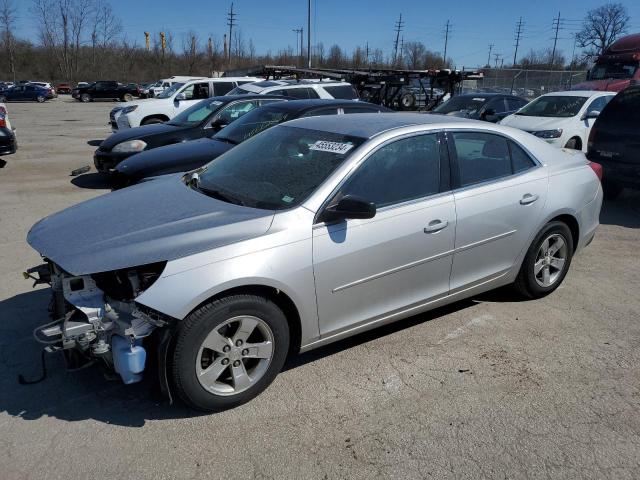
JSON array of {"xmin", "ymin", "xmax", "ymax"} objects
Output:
[{"xmin": 24, "ymin": 260, "xmax": 173, "ymax": 386}]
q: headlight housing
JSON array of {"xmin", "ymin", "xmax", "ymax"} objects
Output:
[
  {"xmin": 533, "ymin": 129, "xmax": 563, "ymax": 139},
  {"xmin": 121, "ymin": 105, "xmax": 138, "ymax": 114},
  {"xmin": 112, "ymin": 139, "xmax": 147, "ymax": 153}
]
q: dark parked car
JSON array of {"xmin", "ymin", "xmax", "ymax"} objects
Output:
[
  {"xmin": 72, "ymin": 81, "xmax": 138, "ymax": 102},
  {"xmin": 0, "ymin": 84, "xmax": 54, "ymax": 103},
  {"xmin": 112, "ymin": 99, "xmax": 392, "ymax": 188},
  {"xmin": 95, "ymin": 94, "xmax": 286, "ymax": 172},
  {"xmin": 587, "ymin": 86, "xmax": 640, "ymax": 198},
  {"xmin": 56, "ymin": 83, "xmax": 72, "ymax": 94},
  {"xmin": 430, "ymin": 93, "xmax": 528, "ymax": 122},
  {"xmin": 0, "ymin": 105, "xmax": 16, "ymax": 155}
]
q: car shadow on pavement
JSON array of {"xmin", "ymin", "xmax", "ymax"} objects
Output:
[
  {"xmin": 0, "ymin": 159, "xmax": 6, "ymax": 169},
  {"xmin": 86, "ymin": 139, "xmax": 104, "ymax": 147},
  {"xmin": 0, "ymin": 286, "xmax": 527, "ymax": 427},
  {"xmin": 71, "ymin": 172, "xmax": 112, "ymax": 189},
  {"xmin": 600, "ymin": 190, "xmax": 640, "ymax": 228}
]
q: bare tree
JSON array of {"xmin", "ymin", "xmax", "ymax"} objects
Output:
[
  {"xmin": 0, "ymin": 0, "xmax": 17, "ymax": 82},
  {"xmin": 182, "ymin": 31, "xmax": 201, "ymax": 75},
  {"xmin": 403, "ymin": 41, "xmax": 426, "ymax": 70},
  {"xmin": 576, "ymin": 3, "xmax": 629, "ymax": 57}
]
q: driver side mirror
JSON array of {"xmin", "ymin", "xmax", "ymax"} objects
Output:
[
  {"xmin": 319, "ymin": 195, "xmax": 376, "ymax": 223},
  {"xmin": 582, "ymin": 110, "xmax": 600, "ymax": 120},
  {"xmin": 207, "ymin": 117, "xmax": 228, "ymax": 131},
  {"xmin": 481, "ymin": 108, "xmax": 499, "ymax": 121},
  {"xmin": 175, "ymin": 92, "xmax": 186, "ymax": 102}
]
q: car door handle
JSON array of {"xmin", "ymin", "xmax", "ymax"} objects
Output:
[
  {"xmin": 424, "ymin": 220, "xmax": 449, "ymax": 233},
  {"xmin": 520, "ymin": 194, "xmax": 539, "ymax": 205}
]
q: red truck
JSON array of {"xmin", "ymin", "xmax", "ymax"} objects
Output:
[{"xmin": 573, "ymin": 33, "xmax": 640, "ymax": 92}]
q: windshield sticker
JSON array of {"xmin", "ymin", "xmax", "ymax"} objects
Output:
[
  {"xmin": 472, "ymin": 98, "xmax": 485, "ymax": 101},
  {"xmin": 309, "ymin": 141, "xmax": 354, "ymax": 154},
  {"xmin": 282, "ymin": 195, "xmax": 294, "ymax": 203}
]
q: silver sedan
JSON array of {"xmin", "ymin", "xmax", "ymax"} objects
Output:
[{"xmin": 27, "ymin": 113, "xmax": 603, "ymax": 411}]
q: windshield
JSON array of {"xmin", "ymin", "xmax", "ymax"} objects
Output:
[
  {"xmin": 590, "ymin": 60, "xmax": 639, "ymax": 80},
  {"xmin": 516, "ymin": 96, "xmax": 587, "ymax": 117},
  {"xmin": 156, "ymin": 82, "xmax": 185, "ymax": 99},
  {"xmin": 168, "ymin": 99, "xmax": 224, "ymax": 127},
  {"xmin": 214, "ymin": 106, "xmax": 290, "ymax": 144},
  {"xmin": 433, "ymin": 96, "xmax": 486, "ymax": 114},
  {"xmin": 197, "ymin": 125, "xmax": 366, "ymax": 210},
  {"xmin": 227, "ymin": 86, "xmax": 254, "ymax": 95}
]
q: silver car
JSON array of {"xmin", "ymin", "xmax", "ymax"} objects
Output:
[{"xmin": 26, "ymin": 114, "xmax": 603, "ymax": 411}]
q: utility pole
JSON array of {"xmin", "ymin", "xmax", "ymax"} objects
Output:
[
  {"xmin": 399, "ymin": 35, "xmax": 404, "ymax": 65},
  {"xmin": 227, "ymin": 2, "xmax": 237, "ymax": 64},
  {"xmin": 443, "ymin": 19, "xmax": 451, "ymax": 66},
  {"xmin": 513, "ymin": 17, "xmax": 524, "ymax": 66},
  {"xmin": 393, "ymin": 13, "xmax": 404, "ymax": 65},
  {"xmin": 487, "ymin": 43, "xmax": 494, "ymax": 67},
  {"xmin": 292, "ymin": 28, "xmax": 303, "ymax": 65},
  {"xmin": 493, "ymin": 53, "xmax": 501, "ymax": 69},
  {"xmin": 550, "ymin": 11, "xmax": 561, "ymax": 68},
  {"xmin": 307, "ymin": 0, "xmax": 311, "ymax": 68},
  {"xmin": 365, "ymin": 41, "xmax": 370, "ymax": 66}
]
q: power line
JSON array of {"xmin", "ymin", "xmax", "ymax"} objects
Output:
[
  {"xmin": 393, "ymin": 13, "xmax": 404, "ymax": 64},
  {"xmin": 513, "ymin": 17, "xmax": 524, "ymax": 66},
  {"xmin": 227, "ymin": 2, "xmax": 237, "ymax": 63}
]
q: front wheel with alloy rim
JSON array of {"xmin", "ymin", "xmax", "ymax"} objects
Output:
[
  {"xmin": 172, "ymin": 294, "xmax": 290, "ymax": 411},
  {"xmin": 80, "ymin": 93, "xmax": 91, "ymax": 102},
  {"xmin": 514, "ymin": 221, "xmax": 574, "ymax": 298}
]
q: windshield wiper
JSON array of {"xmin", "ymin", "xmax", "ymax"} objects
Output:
[
  {"xmin": 191, "ymin": 178, "xmax": 245, "ymax": 206},
  {"xmin": 214, "ymin": 136, "xmax": 238, "ymax": 145}
]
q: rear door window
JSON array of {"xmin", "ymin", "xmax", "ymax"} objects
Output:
[
  {"xmin": 277, "ymin": 87, "xmax": 320, "ymax": 99},
  {"xmin": 213, "ymin": 82, "xmax": 236, "ymax": 96},
  {"xmin": 323, "ymin": 84, "xmax": 359, "ymax": 99}
]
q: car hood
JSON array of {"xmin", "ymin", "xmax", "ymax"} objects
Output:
[
  {"xmin": 27, "ymin": 175, "xmax": 275, "ymax": 275},
  {"xmin": 500, "ymin": 114, "xmax": 572, "ymax": 131},
  {"xmin": 115, "ymin": 138, "xmax": 233, "ymax": 178},
  {"xmin": 100, "ymin": 123, "xmax": 184, "ymax": 150}
]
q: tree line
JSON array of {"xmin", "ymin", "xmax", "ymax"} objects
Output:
[{"xmin": 0, "ymin": 0, "xmax": 632, "ymax": 84}]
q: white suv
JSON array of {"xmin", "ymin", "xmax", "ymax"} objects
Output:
[
  {"xmin": 110, "ymin": 77, "xmax": 261, "ymax": 130},
  {"xmin": 228, "ymin": 79, "xmax": 359, "ymax": 99},
  {"xmin": 147, "ymin": 76, "xmax": 204, "ymax": 97}
]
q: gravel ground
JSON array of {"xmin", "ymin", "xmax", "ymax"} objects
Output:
[{"xmin": 0, "ymin": 97, "xmax": 639, "ymax": 480}]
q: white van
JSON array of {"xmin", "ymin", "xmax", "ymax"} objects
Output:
[{"xmin": 109, "ymin": 77, "xmax": 261, "ymax": 130}]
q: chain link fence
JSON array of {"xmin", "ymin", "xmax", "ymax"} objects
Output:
[{"xmin": 461, "ymin": 68, "xmax": 588, "ymax": 99}]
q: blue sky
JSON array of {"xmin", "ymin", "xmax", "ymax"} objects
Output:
[{"xmin": 14, "ymin": 0, "xmax": 640, "ymax": 67}]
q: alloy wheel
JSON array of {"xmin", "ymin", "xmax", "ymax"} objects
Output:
[
  {"xmin": 195, "ymin": 315, "xmax": 274, "ymax": 396},
  {"xmin": 534, "ymin": 233, "xmax": 568, "ymax": 287}
]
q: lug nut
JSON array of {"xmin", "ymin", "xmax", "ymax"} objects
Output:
[
  {"xmin": 242, "ymin": 349, "xmax": 249, "ymax": 356},
  {"xmin": 223, "ymin": 345, "xmax": 231, "ymax": 352},
  {"xmin": 233, "ymin": 360, "xmax": 241, "ymax": 367},
  {"xmin": 235, "ymin": 339, "xmax": 243, "ymax": 347},
  {"xmin": 221, "ymin": 358, "xmax": 229, "ymax": 365}
]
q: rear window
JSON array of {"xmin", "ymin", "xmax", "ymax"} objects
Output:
[
  {"xmin": 598, "ymin": 88, "xmax": 640, "ymax": 125},
  {"xmin": 323, "ymin": 84, "xmax": 359, "ymax": 100}
]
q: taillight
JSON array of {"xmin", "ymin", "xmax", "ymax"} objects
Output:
[
  {"xmin": 588, "ymin": 161, "xmax": 603, "ymax": 181},
  {"xmin": 0, "ymin": 106, "xmax": 6, "ymax": 128}
]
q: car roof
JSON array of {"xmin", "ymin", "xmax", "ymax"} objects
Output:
[
  {"xmin": 540, "ymin": 90, "xmax": 612, "ymax": 97},
  {"xmin": 283, "ymin": 112, "xmax": 477, "ymax": 138},
  {"xmin": 261, "ymin": 99, "xmax": 380, "ymax": 113}
]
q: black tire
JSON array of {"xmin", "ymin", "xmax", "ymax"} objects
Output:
[
  {"xmin": 400, "ymin": 92, "xmax": 416, "ymax": 110},
  {"xmin": 141, "ymin": 117, "xmax": 164, "ymax": 125},
  {"xmin": 36, "ymin": 95, "xmax": 45, "ymax": 103},
  {"xmin": 603, "ymin": 180, "xmax": 623, "ymax": 200},
  {"xmin": 123, "ymin": 93, "xmax": 133, "ymax": 102},
  {"xmin": 564, "ymin": 137, "xmax": 581, "ymax": 150},
  {"xmin": 80, "ymin": 93, "xmax": 91, "ymax": 103},
  {"xmin": 514, "ymin": 221, "xmax": 574, "ymax": 299},
  {"xmin": 0, "ymin": 95, "xmax": 6, "ymax": 103},
  {"xmin": 172, "ymin": 294, "xmax": 290, "ymax": 411}
]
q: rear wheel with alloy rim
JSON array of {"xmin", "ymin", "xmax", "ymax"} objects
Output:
[
  {"xmin": 80, "ymin": 93, "xmax": 91, "ymax": 102},
  {"xmin": 36, "ymin": 95, "xmax": 45, "ymax": 103},
  {"xmin": 172, "ymin": 294, "xmax": 289, "ymax": 411},
  {"xmin": 515, "ymin": 221, "xmax": 574, "ymax": 298}
]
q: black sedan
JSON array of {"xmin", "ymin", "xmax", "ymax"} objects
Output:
[
  {"xmin": 0, "ymin": 84, "xmax": 55, "ymax": 103},
  {"xmin": 0, "ymin": 105, "xmax": 16, "ymax": 155},
  {"xmin": 113, "ymin": 99, "xmax": 392, "ymax": 188},
  {"xmin": 94, "ymin": 95, "xmax": 287, "ymax": 173},
  {"xmin": 430, "ymin": 92, "xmax": 528, "ymax": 122}
]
